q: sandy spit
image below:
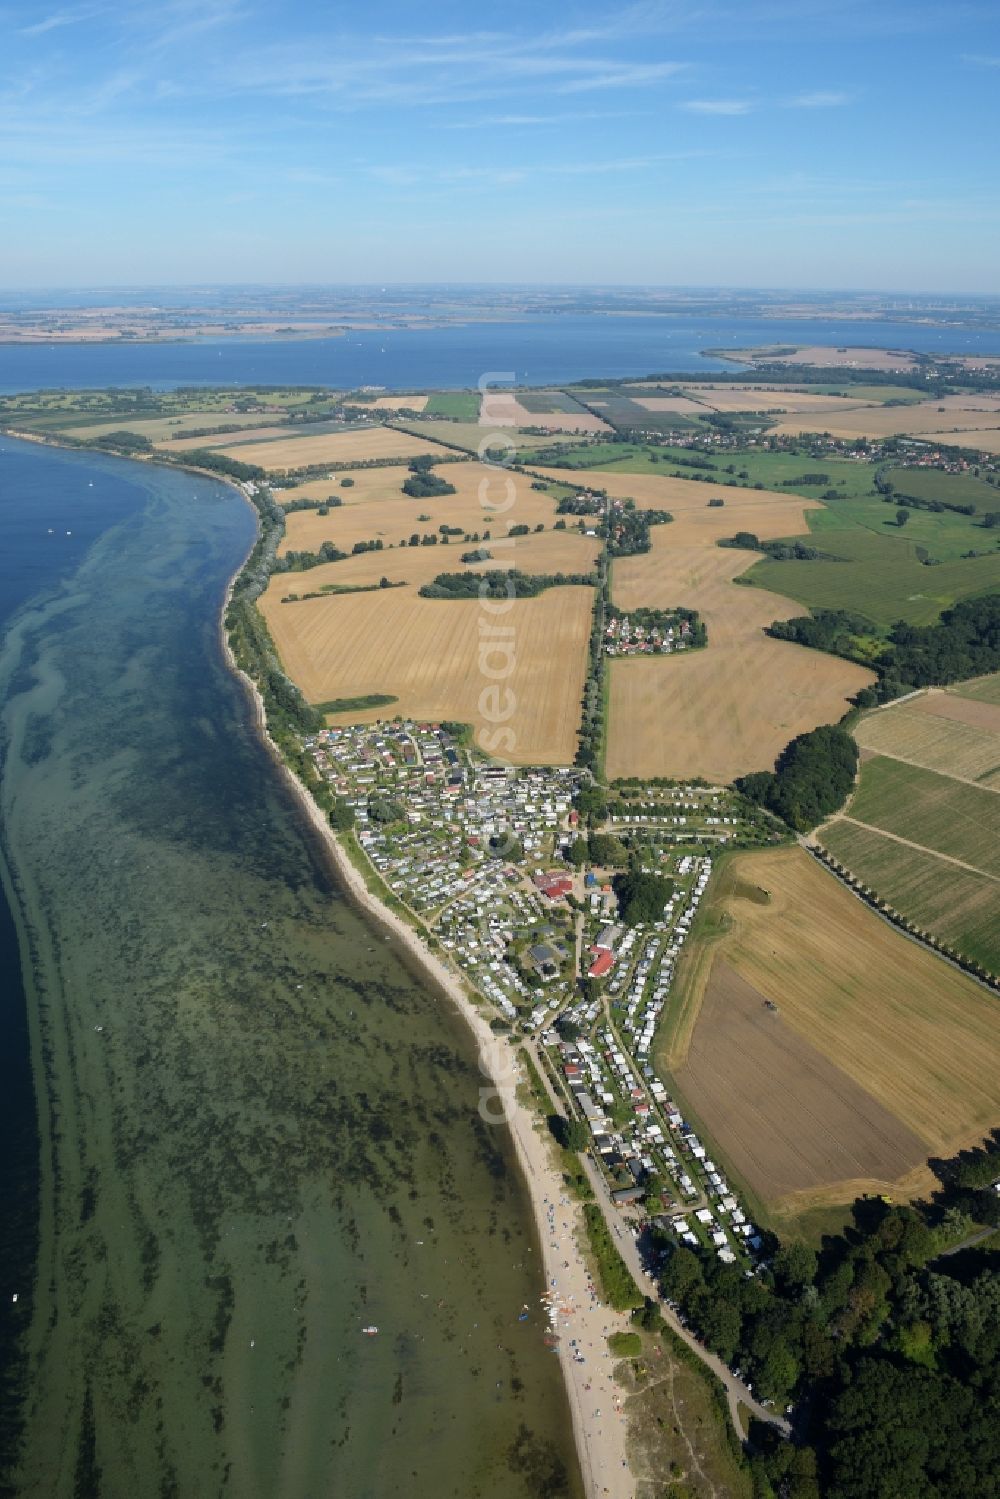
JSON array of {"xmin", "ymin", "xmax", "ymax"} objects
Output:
[{"xmin": 219, "ymin": 522, "xmax": 635, "ymax": 1499}]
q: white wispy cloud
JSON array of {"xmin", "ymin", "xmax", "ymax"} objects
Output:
[
  {"xmin": 961, "ymin": 52, "xmax": 1000, "ymax": 66},
  {"xmin": 680, "ymin": 98, "xmax": 754, "ymax": 114},
  {"xmin": 440, "ymin": 109, "xmax": 647, "ymax": 129},
  {"xmin": 18, "ymin": 6, "xmax": 103, "ymax": 36},
  {"xmin": 785, "ymin": 90, "xmax": 850, "ymax": 106}
]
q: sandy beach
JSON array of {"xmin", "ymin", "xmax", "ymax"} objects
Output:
[{"xmin": 220, "ymin": 576, "xmax": 634, "ymax": 1499}]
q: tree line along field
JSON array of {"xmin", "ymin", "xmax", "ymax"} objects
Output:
[
  {"xmin": 656, "ymin": 847, "xmax": 1000, "ymax": 1239},
  {"xmin": 535, "ymin": 465, "xmax": 873, "ymax": 783},
  {"xmin": 816, "ymin": 681, "xmax": 1000, "ymax": 972}
]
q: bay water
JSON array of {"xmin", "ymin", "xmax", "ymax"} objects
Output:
[
  {"xmin": 2, "ymin": 311, "xmax": 1000, "ymax": 392},
  {"xmin": 0, "ymin": 437, "xmax": 581, "ymax": 1498}
]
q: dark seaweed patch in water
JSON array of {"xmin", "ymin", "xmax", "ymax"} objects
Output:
[
  {"xmin": 507, "ymin": 1424, "xmax": 572, "ymax": 1498},
  {"xmin": 17, "ymin": 714, "xmax": 53, "ymax": 767},
  {"xmin": 72, "ymin": 1387, "xmax": 100, "ymax": 1499}
]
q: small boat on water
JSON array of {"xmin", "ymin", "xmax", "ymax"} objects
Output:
[{"xmin": 362, "ymin": 1325, "xmax": 379, "ymax": 1337}]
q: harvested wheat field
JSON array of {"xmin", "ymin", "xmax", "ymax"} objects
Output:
[
  {"xmin": 767, "ymin": 401, "xmax": 1000, "ymax": 441},
  {"xmin": 930, "ymin": 392, "xmax": 1000, "ymax": 413},
  {"xmin": 681, "ymin": 387, "xmax": 871, "ymax": 415},
  {"xmin": 259, "ymin": 584, "xmax": 593, "ymax": 764},
  {"xmin": 533, "ymin": 468, "xmax": 873, "ymax": 781},
  {"xmin": 392, "ymin": 419, "xmax": 558, "ymax": 452},
  {"xmin": 951, "ymin": 671, "xmax": 1000, "ymax": 706},
  {"xmin": 276, "ymin": 466, "xmax": 416, "ymax": 507},
  {"xmin": 63, "ymin": 412, "xmax": 269, "ymax": 442},
  {"xmin": 676, "ymin": 961, "xmax": 926, "ymax": 1203},
  {"xmin": 370, "ymin": 394, "xmax": 428, "ymax": 411},
  {"xmin": 273, "ymin": 526, "xmax": 601, "ymax": 592},
  {"xmin": 663, "ymin": 847, "xmax": 1000, "ymax": 1218},
  {"xmin": 854, "ymin": 695, "xmax": 1000, "ymax": 786},
  {"xmin": 631, "ymin": 396, "xmax": 711, "ymax": 414},
  {"xmin": 158, "ymin": 424, "xmax": 305, "ymax": 451},
  {"xmin": 922, "ymin": 428, "xmax": 1000, "ymax": 455},
  {"xmin": 279, "ymin": 460, "xmax": 566, "ymax": 556},
  {"xmin": 216, "ymin": 426, "xmax": 453, "ymax": 471}
]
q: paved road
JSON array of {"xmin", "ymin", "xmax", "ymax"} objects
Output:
[{"xmin": 528, "ymin": 1042, "xmax": 791, "ymax": 1441}]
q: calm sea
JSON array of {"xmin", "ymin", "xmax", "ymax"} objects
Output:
[
  {"xmin": 2, "ymin": 312, "xmax": 1000, "ymax": 392},
  {"xmin": 0, "ymin": 437, "xmax": 581, "ymax": 1498}
]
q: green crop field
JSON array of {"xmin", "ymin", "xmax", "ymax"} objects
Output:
[
  {"xmin": 886, "ymin": 465, "xmax": 1000, "ymax": 513},
  {"xmin": 782, "ymin": 383, "xmax": 926, "ymax": 402},
  {"xmin": 572, "ymin": 392, "xmax": 709, "ymax": 432},
  {"xmin": 846, "ymin": 756, "xmax": 1000, "ymax": 875},
  {"xmin": 516, "ymin": 389, "xmax": 590, "ymax": 414},
  {"xmin": 745, "ymin": 492, "xmax": 1000, "ymax": 625},
  {"xmin": 539, "ymin": 440, "xmax": 885, "ymax": 499},
  {"xmin": 953, "ymin": 673, "xmax": 1000, "ymax": 704},
  {"xmin": 819, "ymin": 818, "xmax": 1000, "ymax": 972},
  {"xmin": 423, "ymin": 391, "xmax": 481, "ymax": 420}
]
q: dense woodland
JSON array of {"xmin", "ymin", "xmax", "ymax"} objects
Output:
[
  {"xmin": 769, "ymin": 594, "xmax": 1000, "ymax": 703},
  {"xmin": 418, "ymin": 569, "xmax": 596, "ymax": 599},
  {"xmin": 401, "ymin": 454, "xmax": 458, "ymax": 498},
  {"xmin": 656, "ymin": 1139, "xmax": 1000, "ymax": 1499},
  {"xmin": 720, "ymin": 531, "xmax": 827, "ymax": 562},
  {"xmin": 736, "ymin": 726, "xmax": 858, "ymax": 832}
]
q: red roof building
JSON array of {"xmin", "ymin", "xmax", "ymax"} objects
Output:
[{"xmin": 588, "ymin": 950, "xmax": 615, "ymax": 979}]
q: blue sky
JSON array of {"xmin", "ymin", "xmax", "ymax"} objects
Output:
[{"xmin": 1, "ymin": 0, "xmax": 999, "ymax": 291}]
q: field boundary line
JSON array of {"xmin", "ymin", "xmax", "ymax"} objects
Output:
[
  {"xmin": 857, "ymin": 746, "xmax": 1000, "ymax": 793},
  {"xmin": 802, "ymin": 839, "xmax": 1000, "ymax": 994},
  {"xmin": 831, "ymin": 815, "xmax": 1000, "ymax": 883}
]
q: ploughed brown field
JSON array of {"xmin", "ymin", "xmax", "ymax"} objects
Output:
[
  {"xmin": 676, "ymin": 961, "xmax": 926, "ymax": 1202},
  {"xmin": 661, "ymin": 848, "xmax": 1000, "ymax": 1224},
  {"xmin": 535, "ymin": 467, "xmax": 873, "ymax": 782}
]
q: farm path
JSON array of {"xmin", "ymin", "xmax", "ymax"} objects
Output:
[
  {"xmin": 660, "ymin": 1360, "xmax": 718, "ymax": 1498},
  {"xmin": 857, "ymin": 748, "xmax": 1000, "ymax": 793},
  {"xmin": 831, "ymin": 815, "xmax": 1000, "ymax": 882},
  {"xmin": 526, "ymin": 1042, "xmax": 791, "ymax": 1442}
]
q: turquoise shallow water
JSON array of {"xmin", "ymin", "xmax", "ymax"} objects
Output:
[{"xmin": 0, "ymin": 438, "xmax": 581, "ymax": 1498}]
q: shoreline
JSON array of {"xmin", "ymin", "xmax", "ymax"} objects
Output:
[{"xmin": 217, "ymin": 503, "xmax": 634, "ymax": 1499}]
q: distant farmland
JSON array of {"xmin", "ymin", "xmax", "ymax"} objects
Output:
[
  {"xmin": 659, "ymin": 847, "xmax": 1000, "ymax": 1235},
  {"xmin": 818, "ymin": 682, "xmax": 1000, "ymax": 972}
]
